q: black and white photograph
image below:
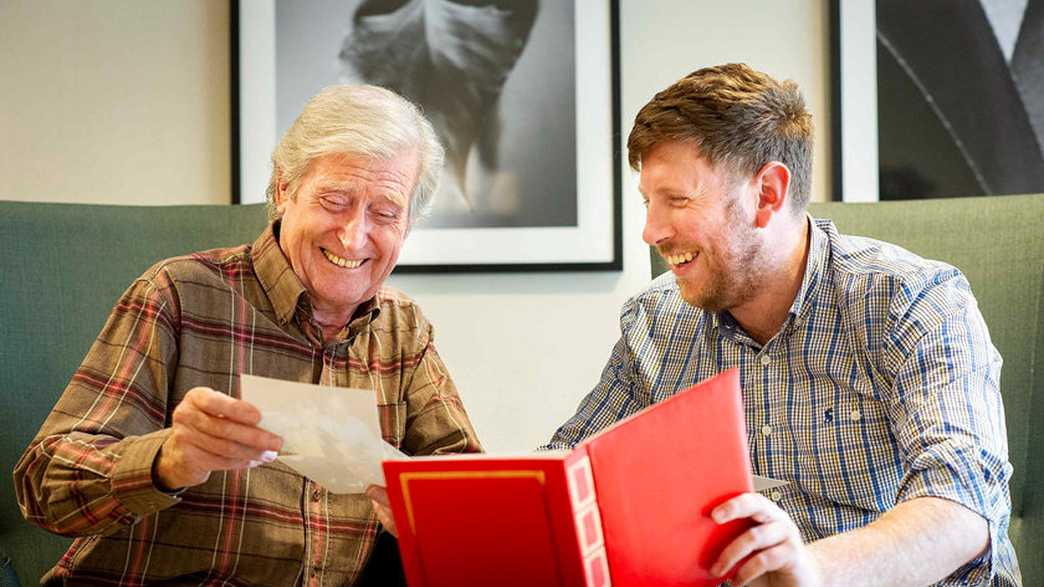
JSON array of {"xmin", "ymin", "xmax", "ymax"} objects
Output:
[
  {"xmin": 235, "ymin": 0, "xmax": 621, "ymax": 270},
  {"xmin": 833, "ymin": 0, "xmax": 1044, "ymax": 201}
]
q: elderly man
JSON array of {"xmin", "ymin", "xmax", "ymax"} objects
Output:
[
  {"xmin": 15, "ymin": 85, "xmax": 480, "ymax": 585},
  {"xmin": 545, "ymin": 64, "xmax": 1019, "ymax": 585}
]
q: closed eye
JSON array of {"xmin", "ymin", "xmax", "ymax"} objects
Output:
[
  {"xmin": 371, "ymin": 205, "xmax": 403, "ymax": 223},
  {"xmin": 319, "ymin": 194, "xmax": 350, "ymax": 210}
]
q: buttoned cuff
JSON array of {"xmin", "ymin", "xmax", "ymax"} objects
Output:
[{"xmin": 110, "ymin": 428, "xmax": 183, "ymax": 515}]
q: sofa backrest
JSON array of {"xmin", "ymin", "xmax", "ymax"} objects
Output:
[
  {"xmin": 0, "ymin": 201, "xmax": 269, "ymax": 584},
  {"xmin": 650, "ymin": 193, "xmax": 1044, "ymax": 583}
]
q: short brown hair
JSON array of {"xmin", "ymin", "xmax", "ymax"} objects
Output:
[{"xmin": 628, "ymin": 63, "xmax": 814, "ymax": 210}]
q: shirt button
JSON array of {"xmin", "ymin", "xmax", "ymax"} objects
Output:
[
  {"xmin": 850, "ymin": 409, "xmax": 862, "ymax": 422},
  {"xmin": 312, "ymin": 487, "xmax": 322, "ymax": 502},
  {"xmin": 761, "ymin": 424, "xmax": 773, "ymax": 437},
  {"xmin": 760, "ymin": 354, "xmax": 771, "ymax": 366},
  {"xmin": 770, "ymin": 490, "xmax": 783, "ymax": 502}
]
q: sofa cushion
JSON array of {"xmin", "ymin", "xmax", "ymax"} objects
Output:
[{"xmin": 0, "ymin": 201, "xmax": 268, "ymax": 584}]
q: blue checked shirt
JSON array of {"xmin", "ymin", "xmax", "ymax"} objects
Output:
[{"xmin": 545, "ymin": 218, "xmax": 1019, "ymax": 586}]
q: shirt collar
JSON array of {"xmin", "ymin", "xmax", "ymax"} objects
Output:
[
  {"xmin": 785, "ymin": 214, "xmax": 829, "ymax": 323},
  {"xmin": 252, "ymin": 222, "xmax": 305, "ymax": 326},
  {"xmin": 251, "ymin": 221, "xmax": 381, "ymax": 332}
]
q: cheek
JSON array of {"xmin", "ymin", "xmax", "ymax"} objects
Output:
[
  {"xmin": 710, "ymin": 237, "xmax": 747, "ymax": 272},
  {"xmin": 374, "ymin": 232, "xmax": 406, "ymax": 266},
  {"xmin": 679, "ymin": 218, "xmax": 711, "ymax": 248}
]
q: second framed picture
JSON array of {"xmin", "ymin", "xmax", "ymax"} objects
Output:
[
  {"xmin": 234, "ymin": 0, "xmax": 622, "ymax": 272},
  {"xmin": 831, "ymin": 0, "xmax": 1044, "ymax": 202}
]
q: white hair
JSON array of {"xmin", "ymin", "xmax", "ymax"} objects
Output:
[{"xmin": 265, "ymin": 84, "xmax": 444, "ymax": 226}]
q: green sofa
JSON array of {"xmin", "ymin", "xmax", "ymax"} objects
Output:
[
  {"xmin": 2, "ymin": 195, "xmax": 1041, "ymax": 584},
  {"xmin": 651, "ymin": 193, "xmax": 1042, "ymax": 583},
  {"xmin": 0, "ymin": 202, "xmax": 269, "ymax": 585}
]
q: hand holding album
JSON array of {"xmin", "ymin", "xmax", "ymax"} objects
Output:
[{"xmin": 383, "ymin": 369, "xmax": 759, "ymax": 587}]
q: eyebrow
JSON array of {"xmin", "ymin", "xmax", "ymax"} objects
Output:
[
  {"xmin": 312, "ymin": 183, "xmax": 353, "ymax": 196},
  {"xmin": 312, "ymin": 184, "xmax": 407, "ymax": 207},
  {"xmin": 379, "ymin": 192, "xmax": 408, "ymax": 209},
  {"xmin": 640, "ymin": 186, "xmax": 706, "ymax": 200}
]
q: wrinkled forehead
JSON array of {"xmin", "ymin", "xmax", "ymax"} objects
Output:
[{"xmin": 300, "ymin": 151, "xmax": 419, "ymax": 205}]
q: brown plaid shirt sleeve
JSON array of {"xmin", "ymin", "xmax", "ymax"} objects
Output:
[{"xmin": 14, "ymin": 224, "xmax": 481, "ymax": 586}]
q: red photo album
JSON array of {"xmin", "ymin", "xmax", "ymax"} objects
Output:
[{"xmin": 382, "ymin": 368, "xmax": 754, "ymax": 587}]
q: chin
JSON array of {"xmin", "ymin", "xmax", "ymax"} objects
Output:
[
  {"xmin": 677, "ymin": 281, "xmax": 704, "ymax": 308},
  {"xmin": 678, "ymin": 280, "xmax": 725, "ymax": 312}
]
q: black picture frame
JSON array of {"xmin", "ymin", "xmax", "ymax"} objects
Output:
[
  {"xmin": 231, "ymin": 0, "xmax": 622, "ymax": 273},
  {"xmin": 831, "ymin": 0, "xmax": 1044, "ymax": 203}
]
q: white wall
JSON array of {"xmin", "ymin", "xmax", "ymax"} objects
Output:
[
  {"xmin": 0, "ymin": 0, "xmax": 230, "ymax": 205},
  {"xmin": 391, "ymin": 0, "xmax": 832, "ymax": 451},
  {"xmin": 2, "ymin": 0, "xmax": 831, "ymax": 452}
]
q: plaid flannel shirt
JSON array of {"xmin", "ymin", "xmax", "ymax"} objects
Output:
[
  {"xmin": 15, "ymin": 223, "xmax": 481, "ymax": 586},
  {"xmin": 545, "ymin": 218, "xmax": 1019, "ymax": 585}
]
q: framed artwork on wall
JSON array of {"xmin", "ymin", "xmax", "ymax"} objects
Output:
[
  {"xmin": 233, "ymin": 0, "xmax": 622, "ymax": 272},
  {"xmin": 831, "ymin": 0, "xmax": 1044, "ymax": 203}
]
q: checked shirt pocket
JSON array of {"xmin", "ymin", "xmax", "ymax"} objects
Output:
[{"xmin": 796, "ymin": 384, "xmax": 902, "ymax": 515}]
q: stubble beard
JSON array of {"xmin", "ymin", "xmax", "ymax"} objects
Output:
[{"xmin": 676, "ymin": 209, "xmax": 767, "ymax": 313}]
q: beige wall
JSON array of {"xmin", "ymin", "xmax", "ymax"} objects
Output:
[
  {"xmin": 0, "ymin": 1, "xmax": 829, "ymax": 208},
  {"xmin": 1, "ymin": 0, "xmax": 833, "ymax": 451},
  {"xmin": 0, "ymin": 0, "xmax": 230, "ymax": 204},
  {"xmin": 622, "ymin": 1, "xmax": 833, "ymax": 204}
]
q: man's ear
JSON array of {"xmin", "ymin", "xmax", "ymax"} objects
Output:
[
  {"xmin": 753, "ymin": 161, "xmax": 791, "ymax": 229},
  {"xmin": 273, "ymin": 170, "xmax": 290, "ymax": 214}
]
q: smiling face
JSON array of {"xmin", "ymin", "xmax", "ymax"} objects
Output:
[
  {"xmin": 640, "ymin": 142, "xmax": 768, "ymax": 312},
  {"xmin": 275, "ymin": 151, "xmax": 419, "ymax": 324}
]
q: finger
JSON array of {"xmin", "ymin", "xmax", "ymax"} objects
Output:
[
  {"xmin": 166, "ymin": 435, "xmax": 262, "ymax": 476},
  {"xmin": 712, "ymin": 492, "xmax": 782, "ymax": 525},
  {"xmin": 173, "ymin": 422, "xmax": 280, "ymax": 462},
  {"xmin": 184, "ymin": 387, "xmax": 263, "ymax": 426},
  {"xmin": 371, "ymin": 499, "xmax": 398, "ymax": 537},
  {"xmin": 733, "ymin": 543, "xmax": 796, "ymax": 586},
  {"xmin": 710, "ymin": 521, "xmax": 789, "ymax": 577},
  {"xmin": 174, "ymin": 406, "xmax": 282, "ymax": 452},
  {"xmin": 189, "ymin": 444, "xmax": 269, "ymax": 473},
  {"xmin": 365, "ymin": 485, "xmax": 390, "ymax": 508},
  {"xmin": 371, "ymin": 500, "xmax": 390, "ymax": 522}
]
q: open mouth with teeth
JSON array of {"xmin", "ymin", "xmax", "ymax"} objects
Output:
[
  {"xmin": 322, "ymin": 248, "xmax": 366, "ymax": 269},
  {"xmin": 663, "ymin": 251, "xmax": 698, "ymax": 268}
]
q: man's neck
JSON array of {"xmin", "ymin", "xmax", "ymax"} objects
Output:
[
  {"xmin": 312, "ymin": 305, "xmax": 358, "ymax": 343},
  {"xmin": 730, "ymin": 218, "xmax": 811, "ymax": 346}
]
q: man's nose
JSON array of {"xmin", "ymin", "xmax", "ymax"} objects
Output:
[
  {"xmin": 338, "ymin": 207, "xmax": 368, "ymax": 251},
  {"xmin": 642, "ymin": 203, "xmax": 674, "ymax": 247}
]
